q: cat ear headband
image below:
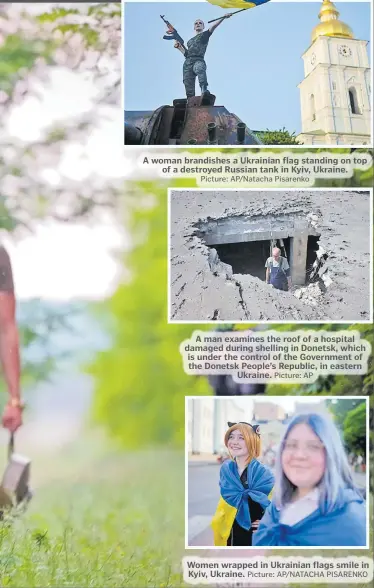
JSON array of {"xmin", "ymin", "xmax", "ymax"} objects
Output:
[{"xmin": 227, "ymin": 421, "xmax": 261, "ymax": 437}]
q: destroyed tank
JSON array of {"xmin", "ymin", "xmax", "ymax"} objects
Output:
[{"xmin": 124, "ymin": 93, "xmax": 262, "ymax": 146}]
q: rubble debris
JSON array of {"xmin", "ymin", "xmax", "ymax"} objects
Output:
[
  {"xmin": 293, "ymin": 282, "xmax": 324, "ymax": 306},
  {"xmin": 208, "ymin": 249, "xmax": 233, "ymax": 279},
  {"xmin": 169, "ymin": 190, "xmax": 371, "ymax": 321}
]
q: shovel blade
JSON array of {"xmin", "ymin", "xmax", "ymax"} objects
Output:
[
  {"xmin": 2, "ymin": 454, "xmax": 31, "ymax": 505},
  {"xmin": 0, "ymin": 486, "xmax": 13, "ymax": 509}
]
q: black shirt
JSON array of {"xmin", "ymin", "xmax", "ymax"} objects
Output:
[
  {"xmin": 0, "ymin": 247, "xmax": 14, "ymax": 292},
  {"xmin": 227, "ymin": 466, "xmax": 266, "ymax": 547}
]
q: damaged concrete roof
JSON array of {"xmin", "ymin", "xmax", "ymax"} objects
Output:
[{"xmin": 169, "ymin": 190, "xmax": 371, "ymax": 322}]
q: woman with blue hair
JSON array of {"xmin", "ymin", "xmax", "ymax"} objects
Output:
[{"xmin": 253, "ymin": 413, "xmax": 366, "ymax": 547}]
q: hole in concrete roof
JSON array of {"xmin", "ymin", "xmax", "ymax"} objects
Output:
[
  {"xmin": 194, "ymin": 213, "xmax": 328, "ymax": 289},
  {"xmin": 213, "ymin": 239, "xmax": 291, "ymax": 281}
]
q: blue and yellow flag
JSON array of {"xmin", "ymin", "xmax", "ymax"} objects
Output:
[
  {"xmin": 253, "ymin": 488, "xmax": 366, "ymax": 547},
  {"xmin": 206, "ymin": 0, "xmax": 270, "ymax": 10},
  {"xmin": 211, "ymin": 458, "xmax": 274, "ymax": 546}
]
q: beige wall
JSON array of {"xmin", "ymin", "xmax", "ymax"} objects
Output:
[{"xmin": 298, "ymin": 36, "xmax": 371, "ymax": 144}]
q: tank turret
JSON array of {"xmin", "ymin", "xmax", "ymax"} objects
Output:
[{"xmin": 124, "ymin": 93, "xmax": 262, "ymax": 146}]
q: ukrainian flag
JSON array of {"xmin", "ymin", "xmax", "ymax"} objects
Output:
[
  {"xmin": 211, "ymin": 458, "xmax": 274, "ymax": 546},
  {"xmin": 206, "ymin": 0, "xmax": 270, "ymax": 10}
]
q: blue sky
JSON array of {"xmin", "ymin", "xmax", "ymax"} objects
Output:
[{"xmin": 124, "ymin": 2, "xmax": 371, "ymax": 133}]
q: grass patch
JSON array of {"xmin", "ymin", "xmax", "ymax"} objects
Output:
[
  {"xmin": 0, "ymin": 433, "xmax": 186, "ymax": 587},
  {"xmin": 2, "ymin": 432, "xmax": 370, "ymax": 587}
]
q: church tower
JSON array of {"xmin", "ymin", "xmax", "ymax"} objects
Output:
[{"xmin": 297, "ymin": 0, "xmax": 371, "ymax": 145}]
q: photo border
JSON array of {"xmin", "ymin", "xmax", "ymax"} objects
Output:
[
  {"xmin": 122, "ymin": 0, "xmax": 373, "ymax": 149},
  {"xmin": 167, "ymin": 187, "xmax": 374, "ymax": 325},
  {"xmin": 184, "ymin": 394, "xmax": 370, "ymax": 550}
]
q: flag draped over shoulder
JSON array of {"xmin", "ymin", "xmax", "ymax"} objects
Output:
[
  {"xmin": 252, "ymin": 488, "xmax": 366, "ymax": 547},
  {"xmin": 206, "ymin": 0, "xmax": 270, "ymax": 10},
  {"xmin": 211, "ymin": 458, "xmax": 274, "ymax": 546}
]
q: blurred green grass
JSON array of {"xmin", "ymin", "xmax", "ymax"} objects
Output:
[
  {"xmin": 1, "ymin": 432, "xmax": 371, "ymax": 587},
  {"xmin": 0, "ymin": 432, "xmax": 186, "ymax": 587}
]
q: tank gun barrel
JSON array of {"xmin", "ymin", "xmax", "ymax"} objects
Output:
[
  {"xmin": 236, "ymin": 122, "xmax": 246, "ymax": 145},
  {"xmin": 207, "ymin": 122, "xmax": 218, "ymax": 145}
]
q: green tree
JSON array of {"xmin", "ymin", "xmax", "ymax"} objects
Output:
[
  {"xmin": 343, "ymin": 402, "xmax": 366, "ymax": 458},
  {"xmin": 0, "ymin": 3, "xmax": 122, "ymax": 392},
  {"xmin": 259, "ymin": 127, "xmax": 302, "ymax": 145},
  {"xmin": 327, "ymin": 398, "xmax": 364, "ymax": 429},
  {"xmin": 266, "ymin": 323, "xmax": 374, "ymax": 397},
  {"xmin": 1, "ymin": 3, "xmax": 121, "ymax": 224},
  {"xmin": 87, "ymin": 181, "xmax": 211, "ymax": 449},
  {"xmin": 87, "ymin": 162, "xmax": 373, "ymax": 450},
  {"xmin": 314, "ymin": 148, "xmax": 374, "ymax": 187}
]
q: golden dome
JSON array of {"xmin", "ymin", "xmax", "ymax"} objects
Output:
[{"xmin": 312, "ymin": 0, "xmax": 354, "ymax": 44}]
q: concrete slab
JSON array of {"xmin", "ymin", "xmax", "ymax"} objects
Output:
[{"xmin": 169, "ymin": 190, "xmax": 371, "ymax": 322}]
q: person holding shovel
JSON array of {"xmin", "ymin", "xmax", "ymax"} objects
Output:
[
  {"xmin": 0, "ymin": 245, "xmax": 32, "ymax": 513},
  {"xmin": 0, "ymin": 246, "xmax": 23, "ymax": 433}
]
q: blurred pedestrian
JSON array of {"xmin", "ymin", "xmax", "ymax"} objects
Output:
[
  {"xmin": 211, "ymin": 422, "xmax": 274, "ymax": 546},
  {"xmin": 253, "ymin": 413, "xmax": 366, "ymax": 547},
  {"xmin": 0, "ymin": 246, "xmax": 23, "ymax": 433}
]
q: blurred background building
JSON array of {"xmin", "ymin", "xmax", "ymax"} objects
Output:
[
  {"xmin": 187, "ymin": 397, "xmax": 364, "ymax": 464},
  {"xmin": 187, "ymin": 398, "xmax": 246, "ymax": 454},
  {"xmin": 253, "ymin": 401, "xmax": 286, "ymax": 422}
]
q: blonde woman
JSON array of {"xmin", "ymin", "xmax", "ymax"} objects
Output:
[{"xmin": 211, "ymin": 422, "xmax": 274, "ymax": 546}]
